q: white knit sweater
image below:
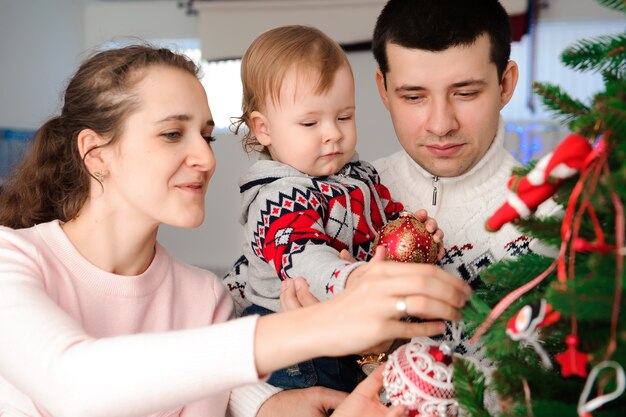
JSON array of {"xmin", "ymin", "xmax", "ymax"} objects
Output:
[{"xmin": 373, "ymin": 119, "xmax": 555, "ymax": 287}]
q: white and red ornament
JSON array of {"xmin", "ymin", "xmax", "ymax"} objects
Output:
[
  {"xmin": 506, "ymin": 299, "xmax": 560, "ymax": 341},
  {"xmin": 506, "ymin": 299, "xmax": 561, "ymax": 368},
  {"xmin": 382, "ymin": 338, "xmax": 458, "ymax": 417},
  {"xmin": 486, "ymin": 133, "xmax": 593, "ymax": 232},
  {"xmin": 374, "ymin": 211, "xmax": 438, "ymax": 264}
]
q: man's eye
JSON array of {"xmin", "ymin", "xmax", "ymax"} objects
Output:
[{"xmin": 404, "ymin": 95, "xmax": 423, "ymax": 103}]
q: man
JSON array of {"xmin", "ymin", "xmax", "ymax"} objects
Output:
[
  {"xmin": 226, "ymin": 1, "xmax": 556, "ymax": 415},
  {"xmin": 370, "ymin": 0, "xmax": 538, "ymax": 289}
]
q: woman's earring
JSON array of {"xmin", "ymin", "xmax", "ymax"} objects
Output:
[{"xmin": 94, "ymin": 171, "xmax": 105, "ymax": 184}]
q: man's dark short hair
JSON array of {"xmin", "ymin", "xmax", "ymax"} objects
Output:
[{"xmin": 373, "ymin": 0, "xmax": 512, "ymax": 82}]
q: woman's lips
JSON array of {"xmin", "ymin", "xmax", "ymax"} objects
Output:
[{"xmin": 176, "ymin": 182, "xmax": 204, "ymax": 194}]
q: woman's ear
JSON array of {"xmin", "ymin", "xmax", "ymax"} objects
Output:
[
  {"xmin": 250, "ymin": 110, "xmax": 272, "ymax": 147},
  {"xmin": 77, "ymin": 128, "xmax": 108, "ymax": 175}
]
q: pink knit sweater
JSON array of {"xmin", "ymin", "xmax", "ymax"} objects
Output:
[{"xmin": 0, "ymin": 220, "xmax": 262, "ymax": 417}]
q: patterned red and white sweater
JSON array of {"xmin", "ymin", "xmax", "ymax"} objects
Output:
[{"xmin": 238, "ymin": 154, "xmax": 403, "ymax": 313}]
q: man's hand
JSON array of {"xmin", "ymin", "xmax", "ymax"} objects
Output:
[
  {"xmin": 413, "ymin": 209, "xmax": 445, "ymax": 260},
  {"xmin": 257, "ymin": 367, "xmax": 409, "ymax": 417},
  {"xmin": 333, "ymin": 366, "xmax": 408, "ymax": 417},
  {"xmin": 257, "ymin": 386, "xmax": 347, "ymax": 417}
]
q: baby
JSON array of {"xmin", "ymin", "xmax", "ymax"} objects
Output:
[{"xmin": 232, "ymin": 25, "xmax": 442, "ymax": 392}]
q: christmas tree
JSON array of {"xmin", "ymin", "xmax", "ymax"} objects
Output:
[{"xmin": 455, "ymin": 1, "xmax": 626, "ymax": 416}]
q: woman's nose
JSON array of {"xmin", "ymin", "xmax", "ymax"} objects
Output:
[{"xmin": 187, "ymin": 135, "xmax": 216, "ymax": 174}]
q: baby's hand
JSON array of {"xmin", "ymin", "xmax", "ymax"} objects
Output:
[{"xmin": 413, "ymin": 209, "xmax": 445, "ymax": 260}]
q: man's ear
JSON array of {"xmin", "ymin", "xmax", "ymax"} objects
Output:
[
  {"xmin": 77, "ymin": 128, "xmax": 108, "ymax": 175},
  {"xmin": 375, "ymin": 69, "xmax": 390, "ymax": 111},
  {"xmin": 499, "ymin": 60, "xmax": 519, "ymax": 109},
  {"xmin": 250, "ymin": 110, "xmax": 272, "ymax": 147}
]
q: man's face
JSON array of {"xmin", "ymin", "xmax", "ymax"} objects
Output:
[{"xmin": 376, "ymin": 34, "xmax": 517, "ymax": 177}]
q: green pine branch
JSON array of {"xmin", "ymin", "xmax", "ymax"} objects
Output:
[
  {"xmin": 455, "ymin": 2, "xmax": 625, "ymax": 414},
  {"xmin": 513, "ymin": 216, "xmax": 562, "ymax": 247},
  {"xmin": 595, "ymin": 0, "xmax": 626, "ymax": 13},
  {"xmin": 560, "ymin": 34, "xmax": 626, "ymax": 78},
  {"xmin": 532, "ymin": 82, "xmax": 590, "ymax": 123},
  {"xmin": 454, "ymin": 359, "xmax": 490, "ymax": 417}
]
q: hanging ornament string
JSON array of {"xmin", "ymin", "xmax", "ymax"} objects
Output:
[
  {"xmin": 470, "ymin": 260, "xmax": 557, "ymax": 345},
  {"xmin": 471, "ymin": 136, "xmax": 604, "ymax": 344},
  {"xmin": 606, "ymin": 183, "xmax": 624, "ymax": 360},
  {"xmin": 558, "ymin": 139, "xmax": 607, "ymax": 283},
  {"xmin": 577, "ymin": 361, "xmax": 625, "ymax": 417},
  {"xmin": 555, "ymin": 133, "xmax": 618, "ymax": 379},
  {"xmin": 561, "ymin": 153, "xmax": 605, "ymax": 344}
]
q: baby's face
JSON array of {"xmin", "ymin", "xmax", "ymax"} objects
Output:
[{"xmin": 260, "ymin": 64, "xmax": 357, "ymax": 177}]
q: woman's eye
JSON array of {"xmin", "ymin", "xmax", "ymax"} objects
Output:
[
  {"xmin": 203, "ymin": 135, "xmax": 217, "ymax": 143},
  {"xmin": 162, "ymin": 131, "xmax": 181, "ymax": 140}
]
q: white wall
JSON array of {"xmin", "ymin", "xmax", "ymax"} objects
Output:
[
  {"xmin": 83, "ymin": 1, "xmax": 197, "ymax": 50},
  {"xmin": 0, "ymin": 0, "xmax": 624, "ymax": 273},
  {"xmin": 0, "ymin": 0, "xmax": 84, "ymax": 129}
]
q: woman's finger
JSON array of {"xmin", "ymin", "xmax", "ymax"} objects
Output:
[
  {"xmin": 382, "ymin": 319, "xmax": 447, "ymax": 341},
  {"xmin": 354, "ymin": 263, "xmax": 471, "ymax": 307}
]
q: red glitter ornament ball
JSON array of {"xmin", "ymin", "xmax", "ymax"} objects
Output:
[{"xmin": 374, "ymin": 211, "xmax": 438, "ymax": 263}]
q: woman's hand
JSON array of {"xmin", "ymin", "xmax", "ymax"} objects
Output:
[{"xmin": 255, "ymin": 246, "xmax": 471, "ymax": 375}]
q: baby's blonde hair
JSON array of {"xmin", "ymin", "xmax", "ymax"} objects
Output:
[{"xmin": 233, "ymin": 25, "xmax": 351, "ymax": 155}]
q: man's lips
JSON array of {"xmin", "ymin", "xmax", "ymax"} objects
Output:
[{"xmin": 424, "ymin": 143, "xmax": 464, "ymax": 157}]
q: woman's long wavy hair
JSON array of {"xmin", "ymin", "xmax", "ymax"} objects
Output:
[{"xmin": 0, "ymin": 44, "xmax": 199, "ymax": 229}]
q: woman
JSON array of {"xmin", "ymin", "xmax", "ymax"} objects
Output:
[{"xmin": 0, "ymin": 45, "xmax": 470, "ymax": 417}]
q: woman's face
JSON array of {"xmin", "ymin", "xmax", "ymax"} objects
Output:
[{"xmin": 103, "ymin": 66, "xmax": 216, "ymax": 229}]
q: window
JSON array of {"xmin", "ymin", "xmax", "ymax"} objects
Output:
[{"xmin": 101, "ymin": 38, "xmax": 244, "ymax": 132}]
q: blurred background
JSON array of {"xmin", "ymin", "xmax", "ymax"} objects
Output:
[{"xmin": 0, "ymin": 0, "xmax": 624, "ymax": 274}]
